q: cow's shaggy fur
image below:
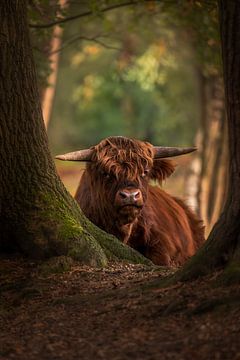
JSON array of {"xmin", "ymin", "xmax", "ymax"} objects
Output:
[{"xmin": 75, "ymin": 137, "xmax": 204, "ymax": 266}]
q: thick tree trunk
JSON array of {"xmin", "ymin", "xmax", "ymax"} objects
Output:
[
  {"xmin": 0, "ymin": 1, "xmax": 148, "ymax": 266},
  {"xmin": 170, "ymin": 0, "xmax": 240, "ymax": 283}
]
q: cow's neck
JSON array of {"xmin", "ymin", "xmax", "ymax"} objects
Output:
[{"xmin": 114, "ymin": 220, "xmax": 138, "ymax": 244}]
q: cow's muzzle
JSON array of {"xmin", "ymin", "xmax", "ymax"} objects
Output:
[{"xmin": 115, "ymin": 188, "xmax": 143, "ymax": 208}]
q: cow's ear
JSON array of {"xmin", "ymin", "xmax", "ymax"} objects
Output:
[{"xmin": 150, "ymin": 159, "xmax": 176, "ymax": 184}]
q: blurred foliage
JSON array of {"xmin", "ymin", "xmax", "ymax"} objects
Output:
[
  {"xmin": 160, "ymin": 0, "xmax": 221, "ymax": 76},
  {"xmin": 28, "ymin": 0, "xmax": 65, "ymax": 91},
  {"xmin": 28, "ymin": 0, "xmax": 221, "ymax": 152}
]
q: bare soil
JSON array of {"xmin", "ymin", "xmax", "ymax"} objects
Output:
[{"xmin": 0, "ymin": 255, "xmax": 240, "ymax": 360}]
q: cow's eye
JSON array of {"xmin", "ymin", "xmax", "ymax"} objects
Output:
[
  {"xmin": 103, "ymin": 171, "xmax": 113, "ymax": 180},
  {"xmin": 141, "ymin": 169, "xmax": 149, "ymax": 178}
]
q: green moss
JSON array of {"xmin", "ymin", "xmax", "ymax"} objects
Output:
[
  {"xmin": 86, "ymin": 220, "xmax": 152, "ymax": 265},
  {"xmin": 99, "ymin": 234, "xmax": 152, "ymax": 265},
  {"xmin": 67, "ymin": 233, "xmax": 108, "ymax": 267},
  {"xmin": 33, "ymin": 192, "xmax": 108, "ymax": 266}
]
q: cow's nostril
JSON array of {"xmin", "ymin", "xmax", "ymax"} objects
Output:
[
  {"xmin": 119, "ymin": 191, "xmax": 128, "ymax": 199},
  {"xmin": 134, "ymin": 191, "xmax": 140, "ymax": 199}
]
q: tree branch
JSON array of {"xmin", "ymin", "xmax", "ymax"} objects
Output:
[
  {"xmin": 48, "ymin": 34, "xmax": 121, "ymax": 55},
  {"xmin": 29, "ymin": 0, "xmax": 143, "ymax": 29}
]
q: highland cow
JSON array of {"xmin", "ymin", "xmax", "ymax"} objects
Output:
[{"xmin": 56, "ymin": 136, "xmax": 204, "ymax": 266}]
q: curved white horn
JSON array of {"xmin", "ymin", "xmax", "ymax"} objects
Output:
[
  {"xmin": 55, "ymin": 149, "xmax": 93, "ymax": 161},
  {"xmin": 153, "ymin": 146, "xmax": 197, "ymax": 159}
]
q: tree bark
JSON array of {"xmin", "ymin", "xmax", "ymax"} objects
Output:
[
  {"xmin": 0, "ymin": 1, "xmax": 149, "ymax": 266},
  {"xmin": 167, "ymin": 0, "xmax": 240, "ymax": 283}
]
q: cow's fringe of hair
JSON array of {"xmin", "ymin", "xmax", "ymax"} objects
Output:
[{"xmin": 91, "ymin": 137, "xmax": 154, "ymax": 181}]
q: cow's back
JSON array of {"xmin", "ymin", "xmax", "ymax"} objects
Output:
[{"xmin": 128, "ymin": 185, "xmax": 204, "ymax": 266}]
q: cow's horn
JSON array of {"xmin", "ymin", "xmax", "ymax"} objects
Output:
[
  {"xmin": 55, "ymin": 149, "xmax": 93, "ymax": 161},
  {"xmin": 153, "ymin": 146, "xmax": 197, "ymax": 159}
]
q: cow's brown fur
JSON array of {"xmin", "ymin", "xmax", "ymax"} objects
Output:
[{"xmin": 75, "ymin": 136, "xmax": 204, "ymax": 266}]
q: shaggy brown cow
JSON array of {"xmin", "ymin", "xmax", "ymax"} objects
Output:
[{"xmin": 56, "ymin": 136, "xmax": 204, "ymax": 266}]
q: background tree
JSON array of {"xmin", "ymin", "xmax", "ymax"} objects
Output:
[
  {"xmin": 159, "ymin": 0, "xmax": 227, "ymax": 234},
  {"xmin": 0, "ymin": 0, "xmax": 148, "ymax": 266},
  {"xmin": 41, "ymin": 0, "xmax": 67, "ymax": 129},
  {"xmin": 28, "ymin": 0, "xmax": 68, "ymax": 128},
  {"xmin": 186, "ymin": 2, "xmax": 228, "ymax": 235},
  {"xmin": 171, "ymin": 0, "xmax": 240, "ymax": 284}
]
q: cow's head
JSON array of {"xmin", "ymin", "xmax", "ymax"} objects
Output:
[{"xmin": 56, "ymin": 136, "xmax": 195, "ymax": 227}]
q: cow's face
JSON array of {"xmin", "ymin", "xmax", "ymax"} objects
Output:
[{"xmin": 87, "ymin": 137, "xmax": 175, "ymax": 225}]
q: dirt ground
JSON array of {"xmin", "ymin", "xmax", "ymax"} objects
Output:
[{"xmin": 0, "ymin": 255, "xmax": 240, "ymax": 360}]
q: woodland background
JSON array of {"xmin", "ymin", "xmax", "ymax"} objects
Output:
[{"xmin": 31, "ymin": 0, "xmax": 226, "ymax": 236}]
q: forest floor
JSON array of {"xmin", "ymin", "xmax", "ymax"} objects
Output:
[{"xmin": 0, "ymin": 255, "xmax": 240, "ymax": 360}]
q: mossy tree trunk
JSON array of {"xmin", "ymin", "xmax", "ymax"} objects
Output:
[
  {"xmin": 0, "ymin": 1, "xmax": 149, "ymax": 266},
  {"xmin": 170, "ymin": 0, "xmax": 240, "ymax": 283}
]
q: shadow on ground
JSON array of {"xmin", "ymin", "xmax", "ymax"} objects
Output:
[{"xmin": 0, "ymin": 256, "xmax": 239, "ymax": 360}]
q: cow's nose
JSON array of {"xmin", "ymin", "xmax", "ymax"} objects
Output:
[
  {"xmin": 119, "ymin": 190, "xmax": 141, "ymax": 202},
  {"xmin": 115, "ymin": 188, "xmax": 143, "ymax": 207}
]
